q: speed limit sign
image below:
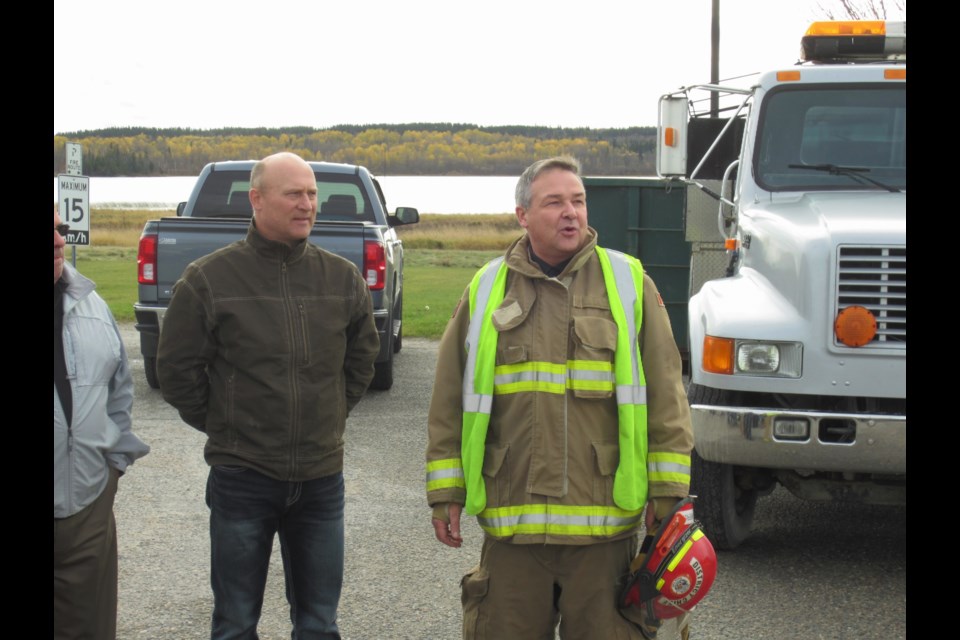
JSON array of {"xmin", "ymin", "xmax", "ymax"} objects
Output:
[{"xmin": 58, "ymin": 174, "xmax": 90, "ymax": 245}]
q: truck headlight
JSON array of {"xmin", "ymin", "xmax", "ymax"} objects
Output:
[
  {"xmin": 702, "ymin": 336, "xmax": 802, "ymax": 377},
  {"xmin": 737, "ymin": 343, "xmax": 779, "ymax": 372},
  {"xmin": 735, "ymin": 341, "xmax": 802, "ymax": 377}
]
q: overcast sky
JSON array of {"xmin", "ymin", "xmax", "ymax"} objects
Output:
[{"xmin": 53, "ymin": 0, "xmax": 905, "ymax": 134}]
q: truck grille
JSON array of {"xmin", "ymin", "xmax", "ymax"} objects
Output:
[{"xmin": 835, "ymin": 246, "xmax": 906, "ymax": 347}]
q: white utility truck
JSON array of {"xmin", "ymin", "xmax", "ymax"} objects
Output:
[{"xmin": 657, "ymin": 21, "xmax": 906, "ymax": 548}]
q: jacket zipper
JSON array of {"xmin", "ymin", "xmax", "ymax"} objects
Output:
[{"xmin": 281, "ymin": 261, "xmax": 301, "ymax": 480}]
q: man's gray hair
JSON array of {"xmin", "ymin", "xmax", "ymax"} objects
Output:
[
  {"xmin": 250, "ymin": 158, "xmax": 268, "ymax": 190},
  {"xmin": 515, "ymin": 156, "xmax": 582, "ymax": 209}
]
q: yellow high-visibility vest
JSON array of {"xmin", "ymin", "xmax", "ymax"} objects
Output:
[{"xmin": 460, "ymin": 247, "xmax": 650, "ymax": 528}]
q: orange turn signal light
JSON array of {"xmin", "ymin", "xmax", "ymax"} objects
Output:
[
  {"xmin": 776, "ymin": 70, "xmax": 801, "ymax": 82},
  {"xmin": 664, "ymin": 127, "xmax": 677, "ymax": 147},
  {"xmin": 885, "ymin": 69, "xmax": 906, "ymax": 80},
  {"xmin": 834, "ymin": 306, "xmax": 877, "ymax": 347},
  {"xmin": 702, "ymin": 336, "xmax": 735, "ymax": 375}
]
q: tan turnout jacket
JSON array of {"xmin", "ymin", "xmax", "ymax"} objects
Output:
[{"xmin": 426, "ymin": 229, "xmax": 693, "ymax": 545}]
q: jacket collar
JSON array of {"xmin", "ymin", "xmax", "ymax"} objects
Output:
[
  {"xmin": 504, "ymin": 227, "xmax": 599, "ymax": 280},
  {"xmin": 246, "ymin": 219, "xmax": 310, "ymax": 262},
  {"xmin": 58, "ymin": 262, "xmax": 96, "ymax": 314}
]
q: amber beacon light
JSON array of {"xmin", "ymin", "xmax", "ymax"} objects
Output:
[
  {"xmin": 800, "ymin": 20, "xmax": 906, "ymax": 62},
  {"xmin": 834, "ymin": 306, "xmax": 877, "ymax": 347}
]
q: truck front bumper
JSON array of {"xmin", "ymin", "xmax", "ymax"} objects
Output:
[{"xmin": 691, "ymin": 404, "xmax": 906, "ymax": 475}]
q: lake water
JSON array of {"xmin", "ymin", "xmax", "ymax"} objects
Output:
[{"xmin": 53, "ymin": 175, "xmax": 518, "ymax": 214}]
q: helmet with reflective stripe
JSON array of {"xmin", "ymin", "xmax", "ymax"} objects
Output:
[{"xmin": 619, "ymin": 497, "xmax": 718, "ymax": 623}]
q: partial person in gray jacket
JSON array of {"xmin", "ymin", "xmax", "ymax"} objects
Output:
[{"xmin": 54, "ymin": 209, "xmax": 150, "ymax": 640}]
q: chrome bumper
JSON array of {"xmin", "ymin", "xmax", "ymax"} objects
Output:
[
  {"xmin": 691, "ymin": 404, "xmax": 906, "ymax": 475},
  {"xmin": 133, "ymin": 303, "xmax": 167, "ymax": 331}
]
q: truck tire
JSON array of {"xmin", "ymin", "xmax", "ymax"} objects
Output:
[
  {"xmin": 144, "ymin": 356, "xmax": 161, "ymax": 390},
  {"xmin": 369, "ymin": 354, "xmax": 394, "ymax": 391},
  {"xmin": 393, "ymin": 295, "xmax": 403, "ymax": 354},
  {"xmin": 688, "ymin": 383, "xmax": 757, "ymax": 550}
]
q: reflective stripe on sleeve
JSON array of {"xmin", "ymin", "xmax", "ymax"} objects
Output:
[
  {"xmin": 647, "ymin": 451, "xmax": 691, "ymax": 484},
  {"xmin": 426, "ymin": 458, "xmax": 466, "ymax": 491}
]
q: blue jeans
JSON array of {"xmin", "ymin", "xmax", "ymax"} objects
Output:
[{"xmin": 206, "ymin": 465, "xmax": 345, "ymax": 640}]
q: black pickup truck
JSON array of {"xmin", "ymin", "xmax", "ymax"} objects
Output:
[{"xmin": 134, "ymin": 160, "xmax": 419, "ymax": 391}]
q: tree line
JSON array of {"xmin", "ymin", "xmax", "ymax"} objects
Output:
[{"xmin": 53, "ymin": 124, "xmax": 657, "ymax": 177}]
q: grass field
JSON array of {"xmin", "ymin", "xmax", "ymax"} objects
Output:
[{"xmin": 72, "ymin": 209, "xmax": 519, "ymax": 339}]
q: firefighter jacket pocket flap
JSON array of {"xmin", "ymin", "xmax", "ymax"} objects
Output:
[
  {"xmin": 572, "ymin": 316, "xmax": 619, "ymax": 352},
  {"xmin": 482, "ymin": 443, "xmax": 509, "ymax": 478},
  {"xmin": 491, "ymin": 298, "xmax": 529, "ymax": 332},
  {"xmin": 592, "ymin": 441, "xmax": 620, "ymax": 477}
]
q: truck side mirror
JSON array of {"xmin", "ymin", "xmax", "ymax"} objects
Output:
[
  {"xmin": 391, "ymin": 207, "xmax": 420, "ymax": 227},
  {"xmin": 657, "ymin": 96, "xmax": 690, "ymax": 178},
  {"xmin": 176, "ymin": 202, "xmax": 186, "ymax": 217}
]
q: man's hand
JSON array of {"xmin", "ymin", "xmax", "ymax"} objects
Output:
[
  {"xmin": 432, "ymin": 503, "xmax": 463, "ymax": 548},
  {"xmin": 645, "ymin": 496, "xmax": 683, "ymax": 532}
]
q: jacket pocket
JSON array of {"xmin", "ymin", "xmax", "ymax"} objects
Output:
[
  {"xmin": 482, "ymin": 443, "xmax": 510, "ymax": 507},
  {"xmin": 68, "ymin": 315, "xmax": 122, "ymax": 387},
  {"xmin": 571, "ymin": 316, "xmax": 618, "ymax": 399},
  {"xmin": 461, "ymin": 564, "xmax": 489, "ymax": 640},
  {"xmin": 492, "ymin": 295, "xmax": 533, "ymax": 367},
  {"xmin": 592, "ymin": 441, "xmax": 620, "ymax": 505}
]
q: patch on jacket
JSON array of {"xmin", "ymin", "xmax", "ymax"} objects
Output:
[
  {"xmin": 657, "ymin": 292, "xmax": 665, "ymax": 307},
  {"xmin": 451, "ymin": 298, "xmax": 462, "ymax": 318}
]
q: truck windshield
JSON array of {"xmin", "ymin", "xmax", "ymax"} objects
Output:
[{"xmin": 755, "ymin": 84, "xmax": 906, "ymax": 192}]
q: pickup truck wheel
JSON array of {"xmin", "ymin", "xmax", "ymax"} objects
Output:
[
  {"xmin": 393, "ymin": 296, "xmax": 403, "ymax": 354},
  {"xmin": 369, "ymin": 354, "xmax": 394, "ymax": 391},
  {"xmin": 144, "ymin": 356, "xmax": 161, "ymax": 390},
  {"xmin": 688, "ymin": 383, "xmax": 757, "ymax": 550}
]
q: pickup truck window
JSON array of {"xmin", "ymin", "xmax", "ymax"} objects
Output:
[
  {"xmin": 192, "ymin": 170, "xmax": 377, "ymax": 223},
  {"xmin": 756, "ymin": 84, "xmax": 906, "ymax": 192}
]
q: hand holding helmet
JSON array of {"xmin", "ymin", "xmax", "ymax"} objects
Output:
[{"xmin": 618, "ymin": 497, "xmax": 718, "ymax": 638}]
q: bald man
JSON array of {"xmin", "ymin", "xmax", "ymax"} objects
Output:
[{"xmin": 158, "ymin": 152, "xmax": 380, "ymax": 640}]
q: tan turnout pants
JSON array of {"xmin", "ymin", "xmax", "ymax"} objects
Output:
[{"xmin": 460, "ymin": 536, "xmax": 690, "ymax": 640}]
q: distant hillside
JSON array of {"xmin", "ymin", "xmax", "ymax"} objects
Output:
[{"xmin": 53, "ymin": 124, "xmax": 656, "ymax": 177}]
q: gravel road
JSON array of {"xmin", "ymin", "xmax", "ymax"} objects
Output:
[{"xmin": 113, "ymin": 323, "xmax": 906, "ymax": 640}]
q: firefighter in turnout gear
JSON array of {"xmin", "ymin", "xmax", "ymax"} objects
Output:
[{"xmin": 425, "ymin": 157, "xmax": 695, "ymax": 639}]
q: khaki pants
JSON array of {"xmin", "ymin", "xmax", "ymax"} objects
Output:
[
  {"xmin": 460, "ymin": 536, "xmax": 689, "ymax": 640},
  {"xmin": 54, "ymin": 467, "xmax": 119, "ymax": 640}
]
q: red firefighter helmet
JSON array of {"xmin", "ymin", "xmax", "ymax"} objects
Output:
[{"xmin": 619, "ymin": 497, "xmax": 718, "ymax": 622}]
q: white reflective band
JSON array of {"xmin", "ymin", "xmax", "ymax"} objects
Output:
[
  {"xmin": 616, "ymin": 385, "xmax": 647, "ymax": 404},
  {"xmin": 463, "ymin": 257, "xmax": 505, "ymax": 413},
  {"xmin": 494, "ymin": 370, "xmax": 567, "ymax": 386},
  {"xmin": 569, "ymin": 369, "xmax": 616, "ymax": 383},
  {"xmin": 478, "ymin": 510, "xmax": 643, "ymax": 529},
  {"xmin": 605, "ymin": 249, "xmax": 641, "ymax": 385},
  {"xmin": 463, "ymin": 393, "xmax": 493, "ymax": 414},
  {"xmin": 426, "ymin": 467, "xmax": 465, "ymax": 482},
  {"xmin": 648, "ymin": 460, "xmax": 691, "ymax": 475}
]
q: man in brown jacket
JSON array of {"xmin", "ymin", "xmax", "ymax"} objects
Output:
[
  {"xmin": 158, "ymin": 152, "xmax": 380, "ymax": 640},
  {"xmin": 425, "ymin": 156, "xmax": 694, "ymax": 639}
]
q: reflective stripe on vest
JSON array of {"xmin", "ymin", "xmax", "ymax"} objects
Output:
[{"xmin": 460, "ymin": 247, "xmax": 650, "ymax": 521}]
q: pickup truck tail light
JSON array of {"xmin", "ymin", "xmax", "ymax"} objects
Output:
[
  {"xmin": 138, "ymin": 232, "xmax": 158, "ymax": 284},
  {"xmin": 363, "ymin": 240, "xmax": 386, "ymax": 291}
]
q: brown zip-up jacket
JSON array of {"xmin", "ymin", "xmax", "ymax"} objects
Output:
[
  {"xmin": 426, "ymin": 229, "xmax": 693, "ymax": 544},
  {"xmin": 158, "ymin": 222, "xmax": 380, "ymax": 482}
]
